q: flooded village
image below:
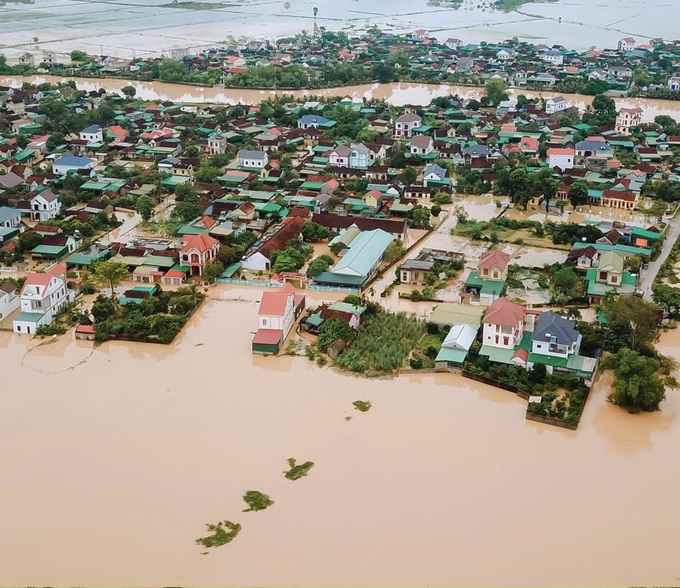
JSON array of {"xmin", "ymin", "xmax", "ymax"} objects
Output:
[{"xmin": 3, "ymin": 14, "xmax": 680, "ymax": 587}]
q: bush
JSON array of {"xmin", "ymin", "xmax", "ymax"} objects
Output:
[
  {"xmin": 35, "ymin": 323, "xmax": 67, "ymax": 336},
  {"xmin": 409, "ymin": 356, "xmax": 423, "ymax": 369}
]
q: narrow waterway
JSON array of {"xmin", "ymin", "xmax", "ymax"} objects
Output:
[
  {"xmin": 3, "ymin": 75, "xmax": 680, "ymax": 121},
  {"xmin": 0, "ymin": 287, "xmax": 679, "ymax": 586}
]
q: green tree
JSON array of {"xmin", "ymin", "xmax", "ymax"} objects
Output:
[
  {"xmin": 402, "ymin": 166, "xmax": 418, "ymax": 185},
  {"xmin": 568, "ymin": 181, "xmax": 589, "ymax": 209},
  {"xmin": 384, "ymin": 239, "xmax": 406, "ymax": 264},
  {"xmin": 91, "ymin": 294, "xmax": 117, "ymax": 323},
  {"xmin": 602, "ymin": 295, "xmax": 660, "ymax": 352},
  {"xmin": 70, "ymin": 50, "xmax": 88, "ymax": 62},
  {"xmin": 135, "ymin": 195, "xmax": 155, "ymax": 221},
  {"xmin": 306, "ymin": 256, "xmax": 333, "ymax": 278},
  {"xmin": 553, "ymin": 266, "xmax": 577, "ymax": 294},
  {"xmin": 300, "ymin": 222, "xmax": 330, "ymax": 242},
  {"xmin": 601, "ymin": 348, "xmax": 674, "ymax": 413},
  {"xmin": 408, "ymin": 206, "xmax": 431, "ymax": 229},
  {"xmin": 46, "ymin": 132, "xmax": 66, "ymax": 151},
  {"xmin": 93, "ymin": 261, "xmax": 129, "ymax": 300},
  {"xmin": 194, "ymin": 166, "xmax": 222, "ymax": 183},
  {"xmin": 653, "ymin": 284, "xmax": 680, "ymax": 317},
  {"xmin": 433, "ymin": 191, "xmax": 452, "ymax": 205},
  {"xmin": 171, "ymin": 201, "xmax": 202, "ymax": 222},
  {"xmin": 317, "ymin": 318, "xmax": 353, "ymax": 352},
  {"xmin": 121, "ymin": 85, "xmax": 137, "ymax": 99},
  {"xmin": 483, "ymin": 79, "xmax": 509, "ymax": 106},
  {"xmin": 17, "ymin": 231, "xmax": 43, "ymax": 253},
  {"xmin": 202, "ymin": 262, "xmax": 225, "ymax": 283}
]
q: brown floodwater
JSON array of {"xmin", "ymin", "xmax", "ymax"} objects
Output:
[
  {"xmin": 3, "ymin": 75, "xmax": 680, "ymax": 120},
  {"xmin": 1, "ymin": 285, "xmax": 679, "ymax": 586}
]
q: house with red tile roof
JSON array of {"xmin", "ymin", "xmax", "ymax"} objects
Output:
[
  {"xmin": 482, "ymin": 297, "xmax": 526, "ymax": 350},
  {"xmin": 252, "ymin": 283, "xmax": 305, "ymax": 354},
  {"xmin": 601, "ymin": 189, "xmax": 638, "ymax": 210},
  {"xmin": 464, "ymin": 249, "xmax": 511, "ymax": 306},
  {"xmin": 179, "ymin": 233, "xmax": 219, "ymax": 277},
  {"xmin": 13, "ymin": 263, "xmax": 74, "ymax": 334}
]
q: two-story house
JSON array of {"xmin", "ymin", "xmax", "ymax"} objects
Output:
[
  {"xmin": 585, "ymin": 250, "xmax": 637, "ymax": 303},
  {"xmin": 0, "ymin": 282, "xmax": 20, "ymax": 322},
  {"xmin": 464, "ymin": 250, "xmax": 511, "ymax": 306},
  {"xmin": 617, "ymin": 37, "xmax": 636, "ymax": 52},
  {"xmin": 482, "ymin": 297, "xmax": 526, "ymax": 350},
  {"xmin": 179, "ymin": 233, "xmax": 220, "ymax": 277},
  {"xmin": 20, "ymin": 188, "xmax": 61, "ymax": 222},
  {"xmin": 207, "ymin": 133, "xmax": 228, "ymax": 156},
  {"xmin": 615, "ymin": 107, "xmax": 643, "ymax": 135},
  {"xmin": 394, "ymin": 113, "xmax": 422, "ymax": 138},
  {"xmin": 13, "ymin": 264, "xmax": 74, "ymax": 334},
  {"xmin": 530, "ymin": 311, "xmax": 582, "ymax": 368},
  {"xmin": 237, "ymin": 149, "xmax": 268, "ymax": 169},
  {"xmin": 252, "ymin": 283, "xmax": 306, "ymax": 354},
  {"xmin": 545, "ymin": 96, "xmax": 568, "ymax": 115}
]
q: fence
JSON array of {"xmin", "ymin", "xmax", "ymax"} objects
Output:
[
  {"xmin": 525, "ymin": 413, "xmax": 577, "ymax": 430},
  {"xmin": 461, "ymin": 369, "xmax": 520, "ymax": 394},
  {"xmin": 216, "ymin": 278, "xmax": 283, "ymax": 288},
  {"xmin": 307, "ymin": 285, "xmax": 360, "ymax": 294}
]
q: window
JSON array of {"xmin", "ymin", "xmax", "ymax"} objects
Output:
[{"xmin": 262, "ymin": 319, "xmax": 267, "ymax": 326}]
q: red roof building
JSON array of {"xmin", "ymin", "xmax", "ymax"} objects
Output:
[{"xmin": 179, "ymin": 233, "xmax": 220, "ymax": 277}]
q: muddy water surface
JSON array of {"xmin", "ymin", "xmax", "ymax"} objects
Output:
[
  {"xmin": 0, "ymin": 286, "xmax": 679, "ymax": 586},
  {"xmin": 4, "ymin": 75, "xmax": 680, "ymax": 120}
]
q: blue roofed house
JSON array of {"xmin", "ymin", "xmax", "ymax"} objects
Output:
[
  {"xmin": 51, "ymin": 154, "xmax": 96, "ymax": 175},
  {"xmin": 313, "ymin": 228, "xmax": 394, "ymax": 289},
  {"xmin": 298, "ymin": 114, "xmax": 330, "ymax": 130},
  {"xmin": 529, "ymin": 311, "xmax": 581, "ymax": 371},
  {"xmin": 528, "ymin": 311, "xmax": 597, "ymax": 379},
  {"xmin": 422, "ymin": 163, "xmax": 449, "ymax": 188}
]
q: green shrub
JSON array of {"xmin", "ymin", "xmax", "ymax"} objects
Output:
[
  {"xmin": 242, "ymin": 491, "xmax": 274, "ymax": 512},
  {"xmin": 196, "ymin": 520, "xmax": 242, "ymax": 548},
  {"xmin": 284, "ymin": 458, "xmax": 314, "ymax": 481}
]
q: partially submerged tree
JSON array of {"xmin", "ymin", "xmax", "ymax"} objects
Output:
[
  {"xmin": 601, "ymin": 348, "xmax": 677, "ymax": 413},
  {"xmin": 93, "ymin": 260, "xmax": 129, "ymax": 300}
]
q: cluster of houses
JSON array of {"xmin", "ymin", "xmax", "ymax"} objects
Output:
[
  {"xmin": 0, "ymin": 70, "xmax": 676, "ymax": 340},
  {"xmin": 13, "ymin": 30, "xmax": 680, "ymax": 97}
]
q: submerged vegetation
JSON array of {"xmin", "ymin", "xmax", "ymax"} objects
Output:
[
  {"xmin": 284, "ymin": 458, "xmax": 314, "ymax": 481},
  {"xmin": 336, "ymin": 312, "xmax": 424, "ymax": 375},
  {"xmin": 195, "ymin": 520, "xmax": 242, "ymax": 549},
  {"xmin": 352, "ymin": 400, "xmax": 372, "ymax": 412},
  {"xmin": 242, "ymin": 490, "xmax": 274, "ymax": 512}
]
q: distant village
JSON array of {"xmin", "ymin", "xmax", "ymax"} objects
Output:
[
  {"xmin": 5, "ymin": 29, "xmax": 680, "ymax": 100},
  {"xmin": 2, "ymin": 35, "xmax": 680, "ymax": 424}
]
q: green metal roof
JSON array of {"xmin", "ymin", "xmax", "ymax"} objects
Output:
[
  {"xmin": 435, "ymin": 347, "xmax": 468, "ymax": 366},
  {"xmin": 31, "ymin": 244, "xmax": 69, "ymax": 256},
  {"xmin": 15, "ymin": 311, "xmax": 44, "ymax": 322}
]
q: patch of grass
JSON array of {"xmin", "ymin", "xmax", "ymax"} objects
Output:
[
  {"xmin": 195, "ymin": 520, "xmax": 242, "ymax": 549},
  {"xmin": 352, "ymin": 400, "xmax": 372, "ymax": 412},
  {"xmin": 284, "ymin": 458, "xmax": 314, "ymax": 481},
  {"xmin": 242, "ymin": 490, "xmax": 274, "ymax": 512}
]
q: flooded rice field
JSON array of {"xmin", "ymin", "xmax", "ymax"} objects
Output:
[
  {"xmin": 2, "ymin": 0, "xmax": 679, "ymax": 62},
  {"xmin": 1, "ymin": 286, "xmax": 680, "ymax": 585}
]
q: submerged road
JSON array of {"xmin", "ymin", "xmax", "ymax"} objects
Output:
[{"xmin": 639, "ymin": 212, "xmax": 680, "ymax": 300}]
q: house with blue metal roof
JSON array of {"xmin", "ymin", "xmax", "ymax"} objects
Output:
[{"xmin": 313, "ymin": 228, "xmax": 394, "ymax": 289}]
